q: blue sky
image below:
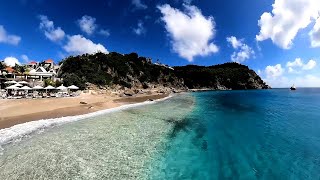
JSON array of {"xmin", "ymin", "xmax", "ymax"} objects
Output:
[{"xmin": 0, "ymin": 0, "xmax": 320, "ymax": 87}]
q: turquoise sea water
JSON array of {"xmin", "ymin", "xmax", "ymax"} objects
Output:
[
  {"xmin": 149, "ymin": 89, "xmax": 320, "ymax": 179},
  {"xmin": 1, "ymin": 89, "xmax": 320, "ymax": 179}
]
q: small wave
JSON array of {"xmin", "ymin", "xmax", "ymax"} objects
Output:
[{"xmin": 0, "ymin": 95, "xmax": 173, "ymax": 146}]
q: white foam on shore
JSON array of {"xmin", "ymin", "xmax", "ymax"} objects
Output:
[{"xmin": 0, "ymin": 95, "xmax": 173, "ymax": 146}]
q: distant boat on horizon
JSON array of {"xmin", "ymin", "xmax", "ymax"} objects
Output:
[{"xmin": 290, "ymin": 84, "xmax": 296, "ymax": 90}]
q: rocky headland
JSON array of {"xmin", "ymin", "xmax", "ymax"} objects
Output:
[{"xmin": 58, "ymin": 52, "xmax": 270, "ymax": 96}]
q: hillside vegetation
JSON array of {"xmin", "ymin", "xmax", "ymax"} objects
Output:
[
  {"xmin": 58, "ymin": 52, "xmax": 270, "ymax": 92},
  {"xmin": 59, "ymin": 52, "xmax": 185, "ymax": 91},
  {"xmin": 174, "ymin": 63, "xmax": 270, "ymax": 90}
]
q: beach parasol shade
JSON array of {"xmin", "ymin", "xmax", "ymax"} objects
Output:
[
  {"xmin": 56, "ymin": 85, "xmax": 67, "ymax": 91},
  {"xmin": 20, "ymin": 86, "xmax": 32, "ymax": 90},
  {"xmin": 68, "ymin": 85, "xmax": 79, "ymax": 90},
  {"xmin": 6, "ymin": 85, "xmax": 20, "ymax": 90},
  {"xmin": 14, "ymin": 83, "xmax": 24, "ymax": 87},
  {"xmin": 44, "ymin": 85, "xmax": 55, "ymax": 90},
  {"xmin": 18, "ymin": 81, "xmax": 29, "ymax": 84},
  {"xmin": 4, "ymin": 80, "xmax": 17, "ymax": 84},
  {"xmin": 33, "ymin": 85, "xmax": 44, "ymax": 90}
]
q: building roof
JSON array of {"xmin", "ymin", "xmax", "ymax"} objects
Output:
[
  {"xmin": 29, "ymin": 67, "xmax": 55, "ymax": 76},
  {"xmin": 29, "ymin": 61, "xmax": 37, "ymax": 65},
  {"xmin": 45, "ymin": 59, "xmax": 54, "ymax": 63},
  {"xmin": 5, "ymin": 67, "xmax": 14, "ymax": 73},
  {"xmin": 30, "ymin": 66, "xmax": 47, "ymax": 73}
]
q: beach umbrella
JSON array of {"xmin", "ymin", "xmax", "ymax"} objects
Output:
[
  {"xmin": 14, "ymin": 83, "xmax": 24, "ymax": 87},
  {"xmin": 20, "ymin": 86, "xmax": 32, "ymax": 90},
  {"xmin": 44, "ymin": 85, "xmax": 55, "ymax": 90},
  {"xmin": 6, "ymin": 85, "xmax": 20, "ymax": 90},
  {"xmin": 5, "ymin": 80, "xmax": 17, "ymax": 84},
  {"xmin": 33, "ymin": 85, "xmax": 44, "ymax": 90},
  {"xmin": 19, "ymin": 81, "xmax": 29, "ymax": 84},
  {"xmin": 44, "ymin": 85, "xmax": 55, "ymax": 93},
  {"xmin": 67, "ymin": 85, "xmax": 79, "ymax": 90},
  {"xmin": 56, "ymin": 85, "xmax": 67, "ymax": 91}
]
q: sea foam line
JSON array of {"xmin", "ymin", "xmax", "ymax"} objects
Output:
[{"xmin": 0, "ymin": 95, "xmax": 173, "ymax": 146}]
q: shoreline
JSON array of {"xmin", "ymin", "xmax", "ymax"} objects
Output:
[
  {"xmin": 0, "ymin": 93, "xmax": 172, "ymax": 146},
  {"xmin": 0, "ymin": 93, "xmax": 169, "ymax": 130}
]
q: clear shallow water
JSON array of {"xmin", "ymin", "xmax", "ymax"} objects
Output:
[
  {"xmin": 148, "ymin": 89, "xmax": 320, "ymax": 179},
  {"xmin": 0, "ymin": 94, "xmax": 195, "ymax": 179}
]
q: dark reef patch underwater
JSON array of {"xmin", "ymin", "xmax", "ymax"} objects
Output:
[{"xmin": 147, "ymin": 89, "xmax": 320, "ymax": 180}]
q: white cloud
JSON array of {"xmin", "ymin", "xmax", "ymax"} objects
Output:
[
  {"xmin": 45, "ymin": 28, "xmax": 65, "ymax": 42},
  {"xmin": 264, "ymin": 74, "xmax": 320, "ymax": 88},
  {"xmin": 263, "ymin": 76, "xmax": 289, "ymax": 88},
  {"xmin": 21, "ymin": 54, "xmax": 30, "ymax": 63},
  {"xmin": 265, "ymin": 64, "xmax": 284, "ymax": 79},
  {"xmin": 257, "ymin": 69, "xmax": 262, "ymax": 75},
  {"xmin": 286, "ymin": 58, "xmax": 317, "ymax": 72},
  {"xmin": 39, "ymin": 15, "xmax": 65, "ymax": 42},
  {"xmin": 288, "ymin": 67, "xmax": 296, "ymax": 73},
  {"xmin": 286, "ymin": 58, "xmax": 303, "ymax": 68},
  {"xmin": 309, "ymin": 17, "xmax": 320, "ymax": 47},
  {"xmin": 133, "ymin": 21, "xmax": 146, "ymax": 35},
  {"xmin": 294, "ymin": 74, "xmax": 320, "ymax": 87},
  {"xmin": 63, "ymin": 35, "xmax": 108, "ymax": 55},
  {"xmin": 132, "ymin": 0, "xmax": 147, "ymax": 10},
  {"xmin": 226, "ymin": 36, "xmax": 242, "ymax": 49},
  {"xmin": 256, "ymin": 0, "xmax": 320, "ymax": 49},
  {"xmin": 262, "ymin": 60, "xmax": 320, "ymax": 88},
  {"xmin": 0, "ymin": 25, "xmax": 21, "ymax": 45},
  {"xmin": 227, "ymin": 36, "xmax": 254, "ymax": 63},
  {"xmin": 303, "ymin": 59, "xmax": 317, "ymax": 70},
  {"xmin": 230, "ymin": 45, "xmax": 254, "ymax": 63},
  {"xmin": 99, "ymin": 29, "xmax": 110, "ymax": 37},
  {"xmin": 158, "ymin": 4, "xmax": 219, "ymax": 62},
  {"xmin": 78, "ymin": 15, "xmax": 97, "ymax": 35},
  {"xmin": 262, "ymin": 64, "xmax": 289, "ymax": 88},
  {"xmin": 3, "ymin": 57, "xmax": 20, "ymax": 67},
  {"xmin": 78, "ymin": 16, "xmax": 110, "ymax": 37}
]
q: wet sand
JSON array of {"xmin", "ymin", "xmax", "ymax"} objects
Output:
[{"xmin": 0, "ymin": 93, "xmax": 169, "ymax": 129}]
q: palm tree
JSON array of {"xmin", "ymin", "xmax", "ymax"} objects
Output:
[{"xmin": 14, "ymin": 64, "xmax": 26, "ymax": 75}]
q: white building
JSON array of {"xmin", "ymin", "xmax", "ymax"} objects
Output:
[{"xmin": 28, "ymin": 66, "xmax": 57, "ymax": 81}]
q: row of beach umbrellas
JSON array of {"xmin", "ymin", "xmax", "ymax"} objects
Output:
[
  {"xmin": 5, "ymin": 84, "xmax": 79, "ymax": 90},
  {"xmin": 4, "ymin": 80, "xmax": 28, "ymax": 84}
]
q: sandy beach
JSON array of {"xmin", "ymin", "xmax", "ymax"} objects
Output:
[{"xmin": 0, "ymin": 92, "xmax": 169, "ymax": 129}]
